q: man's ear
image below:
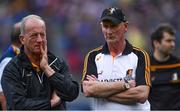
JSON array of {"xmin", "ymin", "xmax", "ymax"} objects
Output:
[
  {"xmin": 19, "ymin": 35, "xmax": 25, "ymax": 45},
  {"xmin": 124, "ymin": 22, "xmax": 128, "ymax": 32},
  {"xmin": 153, "ymin": 40, "xmax": 160, "ymax": 48}
]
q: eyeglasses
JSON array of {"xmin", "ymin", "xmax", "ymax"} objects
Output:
[{"xmin": 24, "ymin": 32, "xmax": 46, "ymax": 41}]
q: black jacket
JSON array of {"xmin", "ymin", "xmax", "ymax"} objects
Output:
[{"xmin": 1, "ymin": 49, "xmax": 79, "ymax": 110}]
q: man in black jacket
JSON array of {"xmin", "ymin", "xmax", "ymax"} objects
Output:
[
  {"xmin": 1, "ymin": 15, "xmax": 79, "ymax": 110},
  {"xmin": 148, "ymin": 23, "xmax": 180, "ymax": 110}
]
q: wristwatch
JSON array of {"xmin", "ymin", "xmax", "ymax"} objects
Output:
[
  {"xmin": 124, "ymin": 82, "xmax": 130, "ymax": 90},
  {"xmin": 123, "ymin": 76, "xmax": 131, "ymax": 90}
]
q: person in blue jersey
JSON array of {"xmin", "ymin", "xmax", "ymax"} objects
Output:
[
  {"xmin": 81, "ymin": 7, "xmax": 151, "ymax": 110},
  {"xmin": 148, "ymin": 23, "xmax": 180, "ymax": 110},
  {"xmin": 0, "ymin": 22, "xmax": 22, "ymax": 63},
  {"xmin": 1, "ymin": 15, "xmax": 79, "ymax": 110},
  {"xmin": 0, "ymin": 22, "xmax": 21, "ymax": 110}
]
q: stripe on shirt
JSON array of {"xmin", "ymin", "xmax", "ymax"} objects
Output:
[
  {"xmin": 133, "ymin": 47, "xmax": 151, "ymax": 86},
  {"xmin": 82, "ymin": 46, "xmax": 103, "ymax": 81}
]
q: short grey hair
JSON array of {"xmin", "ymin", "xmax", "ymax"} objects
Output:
[{"xmin": 20, "ymin": 15, "xmax": 45, "ymax": 35}]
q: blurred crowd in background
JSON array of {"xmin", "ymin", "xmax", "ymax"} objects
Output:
[{"xmin": 0, "ymin": 0, "xmax": 179, "ymax": 109}]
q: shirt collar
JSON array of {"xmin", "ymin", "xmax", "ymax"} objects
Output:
[
  {"xmin": 31, "ymin": 62, "xmax": 41, "ymax": 72},
  {"xmin": 102, "ymin": 39, "xmax": 133, "ymax": 55}
]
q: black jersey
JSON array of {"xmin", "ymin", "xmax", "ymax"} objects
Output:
[{"xmin": 149, "ymin": 55, "xmax": 180, "ymax": 110}]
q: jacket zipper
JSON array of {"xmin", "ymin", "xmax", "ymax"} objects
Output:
[{"xmin": 38, "ymin": 58, "xmax": 58, "ymax": 84}]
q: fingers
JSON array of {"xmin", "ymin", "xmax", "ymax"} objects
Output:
[
  {"xmin": 52, "ymin": 90, "xmax": 56, "ymax": 95},
  {"xmin": 40, "ymin": 43, "xmax": 44, "ymax": 54},
  {"xmin": 51, "ymin": 90, "xmax": 61, "ymax": 107},
  {"xmin": 86, "ymin": 75, "xmax": 97, "ymax": 81},
  {"xmin": 82, "ymin": 80, "xmax": 89, "ymax": 86},
  {"xmin": 44, "ymin": 39, "xmax": 47, "ymax": 53},
  {"xmin": 52, "ymin": 90, "xmax": 61, "ymax": 102},
  {"xmin": 129, "ymin": 80, "xmax": 136, "ymax": 88},
  {"xmin": 82, "ymin": 81, "xmax": 87, "ymax": 89},
  {"xmin": 83, "ymin": 80, "xmax": 94, "ymax": 87},
  {"xmin": 40, "ymin": 39, "xmax": 47, "ymax": 54},
  {"xmin": 91, "ymin": 75, "xmax": 97, "ymax": 79}
]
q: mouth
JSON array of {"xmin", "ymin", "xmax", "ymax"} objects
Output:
[
  {"xmin": 34, "ymin": 45, "xmax": 41, "ymax": 49},
  {"xmin": 106, "ymin": 36, "xmax": 117, "ymax": 41},
  {"xmin": 106, "ymin": 36, "xmax": 114, "ymax": 39}
]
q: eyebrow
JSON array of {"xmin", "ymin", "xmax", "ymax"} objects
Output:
[{"xmin": 26, "ymin": 31, "xmax": 45, "ymax": 35}]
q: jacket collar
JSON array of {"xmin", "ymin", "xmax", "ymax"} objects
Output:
[
  {"xmin": 18, "ymin": 46, "xmax": 57, "ymax": 69},
  {"xmin": 102, "ymin": 40, "xmax": 133, "ymax": 55}
]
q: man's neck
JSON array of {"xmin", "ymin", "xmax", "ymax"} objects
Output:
[
  {"xmin": 153, "ymin": 50, "xmax": 170, "ymax": 62},
  {"xmin": 28, "ymin": 54, "xmax": 40, "ymax": 66},
  {"xmin": 24, "ymin": 49, "xmax": 41, "ymax": 66},
  {"xmin": 108, "ymin": 40, "xmax": 126, "ymax": 57}
]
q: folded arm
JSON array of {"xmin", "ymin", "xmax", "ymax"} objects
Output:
[
  {"xmin": 46, "ymin": 59, "xmax": 79, "ymax": 102},
  {"xmin": 107, "ymin": 85, "xmax": 150, "ymax": 104},
  {"xmin": 83, "ymin": 80, "xmax": 125, "ymax": 98},
  {"xmin": 82, "ymin": 75, "xmax": 135, "ymax": 98}
]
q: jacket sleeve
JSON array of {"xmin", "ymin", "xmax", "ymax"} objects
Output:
[
  {"xmin": 48, "ymin": 58, "xmax": 79, "ymax": 101},
  {"xmin": 0, "ymin": 57, "xmax": 12, "ymax": 92},
  {"xmin": 1, "ymin": 61, "xmax": 51, "ymax": 110}
]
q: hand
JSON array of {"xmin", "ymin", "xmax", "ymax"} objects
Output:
[
  {"xmin": 82, "ymin": 80, "xmax": 93, "ymax": 97},
  {"xmin": 51, "ymin": 90, "xmax": 61, "ymax": 108},
  {"xmin": 83, "ymin": 79, "xmax": 105, "ymax": 97},
  {"xmin": 40, "ymin": 39, "xmax": 48, "ymax": 70},
  {"xmin": 123, "ymin": 76, "xmax": 136, "ymax": 88},
  {"xmin": 39, "ymin": 40, "xmax": 54, "ymax": 77},
  {"xmin": 86, "ymin": 75, "xmax": 98, "ymax": 81},
  {"xmin": 0, "ymin": 92, "xmax": 6, "ymax": 110},
  {"xmin": 128, "ymin": 80, "xmax": 136, "ymax": 88}
]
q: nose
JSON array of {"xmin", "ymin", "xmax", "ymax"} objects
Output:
[
  {"xmin": 106, "ymin": 28, "xmax": 113, "ymax": 34},
  {"xmin": 36, "ymin": 34, "xmax": 43, "ymax": 42}
]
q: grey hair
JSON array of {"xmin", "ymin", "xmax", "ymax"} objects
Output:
[{"xmin": 20, "ymin": 14, "xmax": 45, "ymax": 35}]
